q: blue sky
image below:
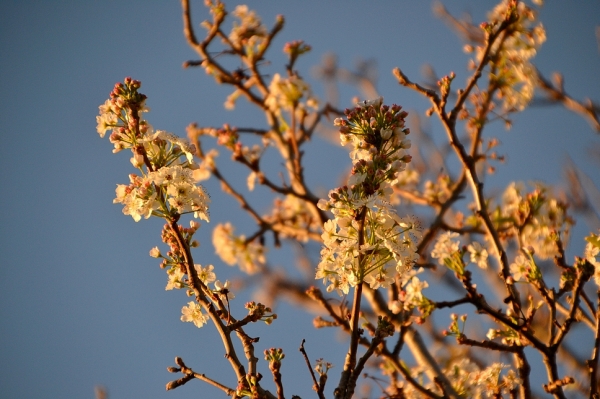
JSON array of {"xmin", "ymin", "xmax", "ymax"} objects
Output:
[{"xmin": 1, "ymin": 1, "xmax": 599, "ymax": 398}]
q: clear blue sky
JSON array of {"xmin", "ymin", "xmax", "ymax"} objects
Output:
[{"xmin": 1, "ymin": 1, "xmax": 599, "ymax": 398}]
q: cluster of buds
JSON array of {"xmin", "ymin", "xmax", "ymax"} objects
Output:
[
  {"xmin": 437, "ymin": 71, "xmax": 456, "ymax": 103},
  {"xmin": 284, "ymin": 39, "xmax": 311, "ymax": 57},
  {"xmin": 264, "ymin": 348, "xmax": 285, "ymax": 374},
  {"xmin": 442, "ymin": 313, "xmax": 467, "ymax": 338},
  {"xmin": 155, "ymin": 222, "xmax": 218, "ymax": 296},
  {"xmin": 314, "ymin": 358, "xmax": 333, "ymax": 376},
  {"xmin": 96, "ymin": 77, "xmax": 147, "ymax": 145},
  {"xmin": 245, "ymin": 301, "xmax": 277, "ymax": 325}
]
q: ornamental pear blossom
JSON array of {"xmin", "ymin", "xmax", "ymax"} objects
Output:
[
  {"xmin": 180, "ymin": 301, "xmax": 208, "ymax": 328},
  {"xmin": 149, "ymin": 247, "xmax": 161, "ymax": 258},
  {"xmin": 509, "ymin": 254, "xmax": 529, "ymax": 281},
  {"xmin": 585, "ymin": 231, "xmax": 600, "ymax": 286},
  {"xmin": 194, "ymin": 264, "xmax": 216, "ymax": 285},
  {"xmin": 404, "ymin": 276, "xmax": 429, "ymax": 305},
  {"xmin": 364, "ymin": 266, "xmax": 395, "ymax": 290},
  {"xmin": 499, "ymin": 183, "xmax": 572, "ymax": 259},
  {"xmin": 229, "ymin": 5, "xmax": 267, "ymax": 53},
  {"xmin": 154, "ymin": 130, "xmax": 196, "ymax": 164},
  {"xmin": 166, "ymin": 267, "xmax": 185, "ymax": 291},
  {"xmin": 467, "ymin": 241, "xmax": 489, "ymax": 269},
  {"xmin": 214, "ymin": 280, "xmax": 235, "ymax": 300},
  {"xmin": 112, "ymin": 175, "xmax": 159, "ymax": 222},
  {"xmin": 265, "ymin": 73, "xmax": 317, "ymax": 115},
  {"xmin": 431, "ymin": 232, "xmax": 460, "ymax": 264},
  {"xmin": 192, "ymin": 148, "xmax": 218, "ymax": 182}
]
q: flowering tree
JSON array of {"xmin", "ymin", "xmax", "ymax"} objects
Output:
[{"xmin": 95, "ymin": 0, "xmax": 600, "ymax": 398}]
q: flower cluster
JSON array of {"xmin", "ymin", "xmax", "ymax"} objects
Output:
[
  {"xmin": 212, "ymin": 222, "xmax": 266, "ymax": 274},
  {"xmin": 264, "ymin": 195, "xmax": 322, "ymax": 242},
  {"xmin": 315, "ymin": 98, "xmax": 420, "ymax": 294},
  {"xmin": 97, "ymin": 78, "xmax": 222, "ymax": 330},
  {"xmin": 113, "ymin": 165, "xmax": 210, "ymax": 222},
  {"xmin": 431, "ymin": 232, "xmax": 491, "ymax": 274},
  {"xmin": 265, "ymin": 73, "xmax": 318, "ymax": 117},
  {"xmin": 497, "ymin": 182, "xmax": 572, "ymax": 259},
  {"xmin": 228, "ymin": 5, "xmax": 268, "ymax": 58},
  {"xmin": 468, "ymin": 0, "xmax": 546, "ymax": 111},
  {"xmin": 402, "ymin": 359, "xmax": 520, "ymax": 398},
  {"xmin": 96, "ymin": 78, "xmax": 210, "ymax": 222},
  {"xmin": 389, "ymin": 269, "xmax": 434, "ymax": 320}
]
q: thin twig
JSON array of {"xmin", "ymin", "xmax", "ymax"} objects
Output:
[
  {"xmin": 299, "ymin": 339, "xmax": 326, "ymax": 399},
  {"xmin": 589, "ymin": 290, "xmax": 600, "ymax": 398}
]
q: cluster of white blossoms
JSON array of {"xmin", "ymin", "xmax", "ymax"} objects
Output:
[
  {"xmin": 387, "ymin": 268, "xmax": 434, "ymax": 319},
  {"xmin": 431, "ymin": 231, "xmax": 490, "ymax": 274},
  {"xmin": 263, "ymin": 194, "xmax": 322, "ymax": 243},
  {"xmin": 96, "ymin": 78, "xmax": 210, "ymax": 222},
  {"xmin": 402, "ymin": 359, "xmax": 520, "ymax": 398},
  {"xmin": 499, "ymin": 182, "xmax": 572, "ymax": 259},
  {"xmin": 228, "ymin": 5, "xmax": 268, "ymax": 56},
  {"xmin": 315, "ymin": 98, "xmax": 421, "ymax": 294},
  {"xmin": 265, "ymin": 73, "xmax": 318, "ymax": 117},
  {"xmin": 467, "ymin": 0, "xmax": 546, "ymax": 111},
  {"xmin": 585, "ymin": 231, "xmax": 600, "ymax": 286},
  {"xmin": 97, "ymin": 78, "xmax": 220, "ymax": 329},
  {"xmin": 113, "ymin": 165, "xmax": 210, "ymax": 222},
  {"xmin": 212, "ymin": 222, "xmax": 266, "ymax": 274}
]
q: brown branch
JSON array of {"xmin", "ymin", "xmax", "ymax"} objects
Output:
[
  {"xmin": 536, "ymin": 69, "xmax": 600, "ymax": 132},
  {"xmin": 552, "ymin": 264, "xmax": 589, "ymax": 347},
  {"xmin": 362, "ymin": 286, "xmax": 460, "ymax": 399},
  {"xmin": 167, "ymin": 220, "xmax": 248, "ymax": 382},
  {"xmin": 345, "ymin": 332, "xmax": 385, "ymax": 398},
  {"xmin": 166, "ymin": 357, "xmax": 236, "ymax": 395},
  {"xmin": 457, "ymin": 334, "xmax": 521, "ymax": 353},
  {"xmin": 181, "ymin": 0, "xmax": 268, "ymax": 108},
  {"xmin": 379, "ymin": 346, "xmax": 445, "ymax": 399}
]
